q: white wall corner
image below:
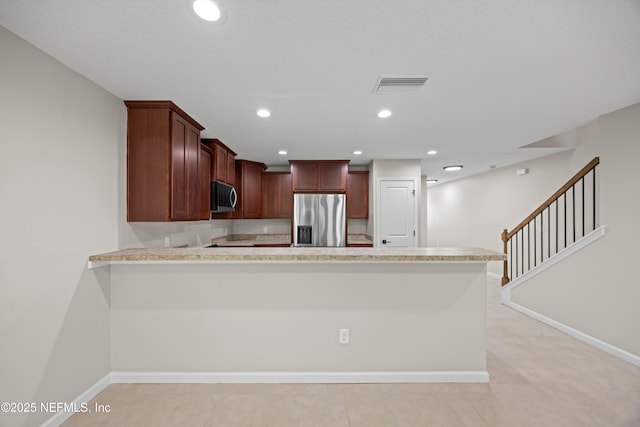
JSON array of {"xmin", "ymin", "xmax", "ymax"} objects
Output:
[{"xmin": 40, "ymin": 374, "xmax": 112, "ymax": 427}]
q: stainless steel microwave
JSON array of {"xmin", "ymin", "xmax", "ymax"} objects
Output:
[{"xmin": 210, "ymin": 181, "xmax": 237, "ymax": 213}]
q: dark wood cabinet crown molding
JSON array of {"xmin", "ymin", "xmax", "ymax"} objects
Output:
[{"xmin": 124, "ymin": 100, "xmax": 204, "ymax": 131}]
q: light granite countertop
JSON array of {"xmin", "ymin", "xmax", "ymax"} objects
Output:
[{"xmin": 88, "ymin": 246, "xmax": 505, "ymax": 266}]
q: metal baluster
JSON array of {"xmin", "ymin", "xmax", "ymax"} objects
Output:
[
  {"xmin": 572, "ymin": 185, "xmax": 576, "ymax": 243},
  {"xmin": 527, "ymin": 223, "xmax": 530, "ymax": 271},
  {"xmin": 547, "ymin": 206, "xmax": 551, "ymax": 258},
  {"xmin": 510, "ymin": 238, "xmax": 513, "ymax": 280},
  {"xmin": 540, "ymin": 212, "xmax": 544, "ymax": 261},
  {"xmin": 592, "ymin": 167, "xmax": 597, "ymax": 230},
  {"xmin": 555, "ymin": 199, "xmax": 559, "ymax": 254},
  {"xmin": 581, "ymin": 176, "xmax": 585, "ymax": 237},
  {"xmin": 521, "ymin": 229, "xmax": 524, "ymax": 276},
  {"xmin": 564, "ymin": 192, "xmax": 567, "ymax": 249},
  {"xmin": 515, "ymin": 233, "xmax": 518, "ymax": 277},
  {"xmin": 533, "ymin": 216, "xmax": 537, "ymax": 266}
]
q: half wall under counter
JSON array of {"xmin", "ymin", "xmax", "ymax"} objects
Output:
[{"xmin": 89, "ymin": 247, "xmax": 504, "ymax": 384}]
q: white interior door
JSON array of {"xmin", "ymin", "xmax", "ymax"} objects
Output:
[{"xmin": 379, "ymin": 179, "xmax": 417, "ymax": 247}]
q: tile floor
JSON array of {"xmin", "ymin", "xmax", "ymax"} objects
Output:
[{"xmin": 63, "ymin": 276, "xmax": 640, "ymax": 426}]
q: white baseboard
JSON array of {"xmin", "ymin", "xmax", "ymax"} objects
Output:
[
  {"xmin": 40, "ymin": 373, "xmax": 111, "ymax": 427},
  {"xmin": 504, "ymin": 301, "xmax": 640, "ymax": 368},
  {"xmin": 110, "ymin": 370, "xmax": 489, "ymax": 384}
]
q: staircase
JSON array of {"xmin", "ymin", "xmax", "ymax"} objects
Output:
[{"xmin": 500, "ymin": 157, "xmax": 601, "ymax": 286}]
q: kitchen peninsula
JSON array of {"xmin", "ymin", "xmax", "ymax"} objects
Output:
[{"xmin": 90, "ymin": 246, "xmax": 504, "ymax": 384}]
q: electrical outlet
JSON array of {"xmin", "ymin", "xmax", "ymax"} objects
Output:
[
  {"xmin": 263, "ymin": 226, "xmax": 268, "ymax": 234},
  {"xmin": 339, "ymin": 328, "xmax": 349, "ymax": 344},
  {"xmin": 164, "ymin": 237, "xmax": 170, "ymax": 247}
]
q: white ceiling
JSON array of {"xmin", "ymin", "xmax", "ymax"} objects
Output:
[{"xmin": 2, "ymin": 0, "xmax": 639, "ymax": 183}]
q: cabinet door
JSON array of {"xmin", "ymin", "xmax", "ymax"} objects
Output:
[
  {"xmin": 212, "ymin": 143, "xmax": 227, "ymax": 182},
  {"xmin": 347, "ymin": 171, "xmax": 369, "ymax": 218},
  {"xmin": 186, "ymin": 124, "xmax": 200, "ymax": 219},
  {"xmin": 170, "ymin": 113, "xmax": 189, "ymax": 220},
  {"xmin": 126, "ymin": 106, "xmax": 172, "ymax": 222},
  {"xmin": 198, "ymin": 145, "xmax": 212, "ymax": 220},
  {"xmin": 262, "ymin": 172, "xmax": 292, "ymax": 218},
  {"xmin": 318, "ymin": 162, "xmax": 348, "ymax": 191},
  {"xmin": 291, "ymin": 161, "xmax": 318, "ymax": 191},
  {"xmin": 278, "ymin": 173, "xmax": 293, "ymax": 217},
  {"xmin": 241, "ymin": 161, "xmax": 264, "ymax": 219},
  {"xmin": 233, "ymin": 160, "xmax": 266, "ymax": 219},
  {"xmin": 226, "ymin": 152, "xmax": 236, "ymax": 186},
  {"xmin": 170, "ymin": 112, "xmax": 200, "ymax": 220}
]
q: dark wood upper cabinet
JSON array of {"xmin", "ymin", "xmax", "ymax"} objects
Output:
[
  {"xmin": 290, "ymin": 160, "xmax": 349, "ymax": 192},
  {"xmin": 198, "ymin": 144, "xmax": 212, "ymax": 220},
  {"xmin": 202, "ymin": 138, "xmax": 237, "ymax": 185},
  {"xmin": 347, "ymin": 171, "xmax": 369, "ymax": 219},
  {"xmin": 262, "ymin": 172, "xmax": 293, "ymax": 218},
  {"xmin": 233, "ymin": 159, "xmax": 267, "ymax": 219},
  {"xmin": 126, "ymin": 100, "xmax": 205, "ymax": 222}
]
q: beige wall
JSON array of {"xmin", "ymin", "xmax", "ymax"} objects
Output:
[
  {"xmin": 428, "ymin": 102, "xmax": 640, "ymax": 358},
  {"xmin": 511, "ymin": 103, "xmax": 640, "ymax": 358},
  {"xmin": 0, "ymin": 26, "xmax": 120, "ymax": 427},
  {"xmin": 110, "ymin": 262, "xmax": 488, "ymax": 375}
]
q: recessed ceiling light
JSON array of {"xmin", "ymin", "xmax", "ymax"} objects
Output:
[
  {"xmin": 443, "ymin": 165, "xmax": 463, "ymax": 172},
  {"xmin": 427, "ymin": 150, "xmax": 438, "ymax": 156},
  {"xmin": 193, "ymin": 0, "xmax": 221, "ymax": 21},
  {"xmin": 278, "ymin": 150, "xmax": 287, "ymax": 155},
  {"xmin": 353, "ymin": 150, "xmax": 363, "ymax": 155},
  {"xmin": 426, "ymin": 179, "xmax": 438, "ymax": 184},
  {"xmin": 377, "ymin": 109, "xmax": 392, "ymax": 118},
  {"xmin": 256, "ymin": 109, "xmax": 271, "ymax": 118}
]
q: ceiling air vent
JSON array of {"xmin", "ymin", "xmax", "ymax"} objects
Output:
[{"xmin": 373, "ymin": 75, "xmax": 429, "ymax": 93}]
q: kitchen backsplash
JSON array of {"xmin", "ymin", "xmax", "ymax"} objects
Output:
[
  {"xmin": 231, "ymin": 219, "xmax": 291, "ymax": 235},
  {"xmin": 121, "ymin": 218, "xmax": 368, "ymax": 248},
  {"xmin": 122, "ymin": 220, "xmax": 231, "ymax": 248}
]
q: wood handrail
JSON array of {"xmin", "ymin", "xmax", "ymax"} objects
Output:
[
  {"xmin": 501, "ymin": 156, "xmax": 599, "ymax": 285},
  {"xmin": 505, "ymin": 157, "xmax": 599, "ymax": 239}
]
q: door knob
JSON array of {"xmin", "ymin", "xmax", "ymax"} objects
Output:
[{"xmin": 382, "ymin": 239, "xmax": 391, "ymax": 244}]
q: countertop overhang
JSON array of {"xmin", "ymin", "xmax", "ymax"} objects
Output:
[{"xmin": 88, "ymin": 246, "xmax": 505, "ymax": 268}]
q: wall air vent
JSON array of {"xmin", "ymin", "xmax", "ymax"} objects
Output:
[{"xmin": 373, "ymin": 75, "xmax": 429, "ymax": 93}]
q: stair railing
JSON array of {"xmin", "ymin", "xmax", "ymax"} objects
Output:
[{"xmin": 501, "ymin": 157, "xmax": 600, "ymax": 286}]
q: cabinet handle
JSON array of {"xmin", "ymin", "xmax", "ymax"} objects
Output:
[{"xmin": 230, "ymin": 187, "xmax": 238, "ymax": 208}]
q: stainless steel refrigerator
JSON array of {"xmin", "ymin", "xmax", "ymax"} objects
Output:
[{"xmin": 293, "ymin": 193, "xmax": 346, "ymax": 247}]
